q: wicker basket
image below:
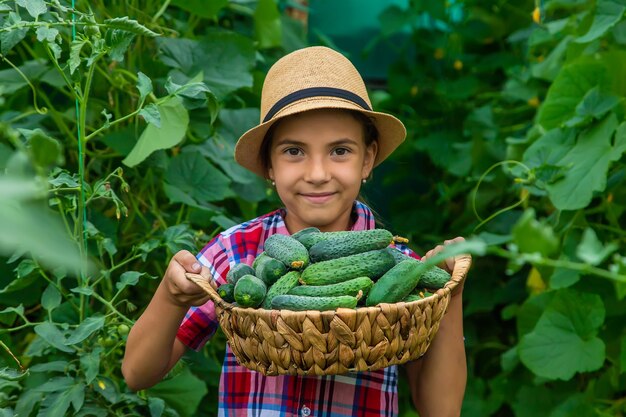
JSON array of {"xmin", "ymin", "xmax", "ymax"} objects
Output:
[{"xmin": 186, "ymin": 254, "xmax": 471, "ymax": 376}]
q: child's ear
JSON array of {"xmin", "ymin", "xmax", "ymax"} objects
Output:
[
  {"xmin": 362, "ymin": 141, "xmax": 378, "ymax": 178},
  {"xmin": 267, "ymin": 166, "xmax": 274, "ymax": 181}
]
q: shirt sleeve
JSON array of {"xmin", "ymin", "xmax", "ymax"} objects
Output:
[
  {"xmin": 176, "ymin": 235, "xmax": 232, "ymax": 351},
  {"xmin": 392, "ymin": 242, "xmax": 421, "ymax": 260}
]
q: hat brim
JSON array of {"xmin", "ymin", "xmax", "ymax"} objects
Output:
[{"xmin": 234, "ymin": 97, "xmax": 407, "ymax": 178}]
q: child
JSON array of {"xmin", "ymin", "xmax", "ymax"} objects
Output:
[{"xmin": 122, "ymin": 46, "xmax": 467, "ymax": 417}]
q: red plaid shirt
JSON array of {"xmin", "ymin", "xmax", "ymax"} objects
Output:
[{"xmin": 177, "ymin": 201, "xmax": 419, "ymax": 417}]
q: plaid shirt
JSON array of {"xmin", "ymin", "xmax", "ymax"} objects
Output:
[{"xmin": 177, "ymin": 201, "xmax": 419, "ymax": 417}]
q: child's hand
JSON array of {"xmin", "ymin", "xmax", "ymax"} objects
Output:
[
  {"xmin": 162, "ymin": 250, "xmax": 212, "ymax": 308},
  {"xmin": 422, "ymin": 237, "xmax": 466, "ymax": 295}
]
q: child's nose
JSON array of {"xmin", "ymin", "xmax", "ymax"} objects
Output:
[{"xmin": 304, "ymin": 157, "xmax": 331, "ymax": 184}]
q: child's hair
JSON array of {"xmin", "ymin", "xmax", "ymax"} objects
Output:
[{"xmin": 259, "ymin": 109, "xmax": 379, "ymax": 175}]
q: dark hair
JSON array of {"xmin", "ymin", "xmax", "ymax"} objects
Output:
[{"xmin": 259, "ymin": 109, "xmax": 379, "ymax": 176}]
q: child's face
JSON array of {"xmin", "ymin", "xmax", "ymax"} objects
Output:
[{"xmin": 268, "ymin": 109, "xmax": 377, "ymax": 233}]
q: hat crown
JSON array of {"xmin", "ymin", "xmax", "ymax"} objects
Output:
[{"xmin": 259, "ymin": 46, "xmax": 372, "ymax": 122}]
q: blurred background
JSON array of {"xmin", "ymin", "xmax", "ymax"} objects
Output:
[{"xmin": 1, "ymin": 0, "xmax": 626, "ymax": 416}]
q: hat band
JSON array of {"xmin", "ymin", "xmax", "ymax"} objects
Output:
[{"xmin": 262, "ymin": 87, "xmax": 372, "ymax": 123}]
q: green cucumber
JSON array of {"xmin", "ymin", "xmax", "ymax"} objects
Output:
[
  {"xmin": 255, "ymin": 255, "xmax": 287, "ymax": 286},
  {"xmin": 271, "ymin": 294, "xmax": 359, "ymax": 311},
  {"xmin": 264, "ymin": 233, "xmax": 309, "ymax": 269},
  {"xmin": 252, "ymin": 252, "xmax": 268, "ymax": 269},
  {"xmin": 415, "ymin": 260, "xmax": 451, "ymax": 289},
  {"xmin": 366, "ymin": 259, "xmax": 424, "ymax": 306},
  {"xmin": 226, "ymin": 263, "xmax": 256, "ymax": 285},
  {"xmin": 300, "ymin": 249, "xmax": 395, "ymax": 285},
  {"xmin": 291, "ymin": 227, "xmax": 320, "ymax": 240},
  {"xmin": 217, "ymin": 283, "xmax": 235, "ymax": 303},
  {"xmin": 262, "ymin": 271, "xmax": 301, "ymax": 309},
  {"xmin": 309, "ymin": 229, "xmax": 393, "ymax": 262},
  {"xmin": 234, "ymin": 275, "xmax": 266, "ymax": 308},
  {"xmin": 402, "ymin": 294, "xmax": 422, "ymax": 303},
  {"xmin": 386, "ymin": 247, "xmax": 413, "ymax": 264},
  {"xmin": 288, "ymin": 276, "xmax": 373, "ymax": 297}
]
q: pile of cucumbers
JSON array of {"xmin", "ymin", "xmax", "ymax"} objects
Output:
[{"xmin": 217, "ymin": 228, "xmax": 451, "ymax": 311}]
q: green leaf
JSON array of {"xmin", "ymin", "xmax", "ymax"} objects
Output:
[
  {"xmin": 137, "ymin": 71, "xmax": 153, "ymax": 103},
  {"xmin": 69, "ymin": 39, "xmax": 87, "ymax": 74},
  {"xmin": 537, "ymin": 60, "xmax": 608, "ymax": 130},
  {"xmin": 611, "ymin": 122, "xmax": 626, "ymax": 161},
  {"xmin": 34, "ymin": 322, "xmax": 74, "ymax": 353},
  {"xmin": 0, "ymin": 367, "xmax": 28, "ymax": 381},
  {"xmin": 147, "ymin": 366, "xmax": 208, "ymax": 417},
  {"xmin": 103, "ymin": 17, "xmax": 159, "ymax": 37},
  {"xmin": 80, "ymin": 347, "xmax": 101, "ymax": 384},
  {"xmin": 139, "ymin": 103, "xmax": 161, "ymax": 128},
  {"xmin": 545, "ymin": 113, "xmax": 618, "ymax": 210},
  {"xmin": 170, "ymin": 0, "xmax": 227, "ymax": 18},
  {"xmin": 148, "ymin": 397, "xmax": 165, "ymax": 417},
  {"xmin": 26, "ymin": 129, "xmax": 63, "ymax": 168},
  {"xmin": 158, "ymin": 31, "xmax": 255, "ymax": 98},
  {"xmin": 0, "ymin": 60, "xmax": 49, "ymax": 95},
  {"xmin": 573, "ymin": 85, "xmax": 623, "ymax": 120},
  {"xmin": 0, "ymin": 195, "xmax": 87, "ymax": 275},
  {"xmin": 123, "ymin": 97, "xmax": 189, "ymax": 167},
  {"xmin": 512, "ymin": 209, "xmax": 559, "ymax": 257},
  {"xmin": 41, "ymin": 283, "xmax": 61, "ymax": 311},
  {"xmin": 36, "ymin": 26, "xmax": 59, "ymax": 42},
  {"xmin": 549, "ymin": 267, "xmax": 581, "ymax": 289},
  {"xmin": 116, "ymin": 271, "xmax": 144, "ymax": 291},
  {"xmin": 105, "ymin": 29, "xmax": 135, "ymax": 62},
  {"xmin": 15, "ymin": 0, "xmax": 47, "ymax": 18},
  {"xmin": 575, "ymin": 1, "xmax": 626, "ymax": 44},
  {"xmin": 164, "ymin": 152, "xmax": 233, "ymax": 203},
  {"xmin": 576, "ymin": 228, "xmax": 618, "ymax": 266},
  {"xmin": 0, "ymin": 13, "xmax": 28, "ymax": 55},
  {"xmin": 550, "ymin": 394, "xmax": 597, "ymax": 417},
  {"xmin": 29, "ymin": 361, "xmax": 69, "ymax": 373},
  {"xmin": 518, "ymin": 289, "xmax": 606, "ymax": 380},
  {"xmin": 254, "ymin": 0, "xmax": 282, "ymax": 48},
  {"xmin": 531, "ymin": 36, "xmax": 572, "ymax": 82},
  {"xmin": 66, "ymin": 315, "xmax": 105, "ymax": 345}
]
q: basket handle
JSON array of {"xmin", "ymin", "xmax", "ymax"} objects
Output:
[
  {"xmin": 185, "ymin": 272, "xmax": 232, "ymax": 310},
  {"xmin": 445, "ymin": 253, "xmax": 472, "ymax": 292}
]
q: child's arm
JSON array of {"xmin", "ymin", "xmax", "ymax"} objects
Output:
[
  {"xmin": 122, "ymin": 250, "xmax": 213, "ymax": 391},
  {"xmin": 404, "ymin": 237, "xmax": 468, "ymax": 417}
]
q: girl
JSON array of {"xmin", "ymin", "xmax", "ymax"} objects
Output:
[{"xmin": 122, "ymin": 46, "xmax": 467, "ymax": 417}]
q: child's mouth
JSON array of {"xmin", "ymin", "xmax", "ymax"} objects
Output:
[{"xmin": 300, "ymin": 192, "xmax": 336, "ymax": 204}]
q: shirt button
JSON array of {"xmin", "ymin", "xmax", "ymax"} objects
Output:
[{"xmin": 301, "ymin": 405, "xmax": 311, "ymax": 416}]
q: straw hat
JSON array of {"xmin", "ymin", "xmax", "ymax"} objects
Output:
[{"xmin": 234, "ymin": 46, "xmax": 407, "ymax": 178}]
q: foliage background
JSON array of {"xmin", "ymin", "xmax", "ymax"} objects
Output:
[{"xmin": 1, "ymin": 0, "xmax": 626, "ymax": 416}]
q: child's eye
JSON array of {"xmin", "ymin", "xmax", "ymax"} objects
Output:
[
  {"xmin": 332, "ymin": 147, "xmax": 351, "ymax": 156},
  {"xmin": 284, "ymin": 147, "xmax": 303, "ymax": 156}
]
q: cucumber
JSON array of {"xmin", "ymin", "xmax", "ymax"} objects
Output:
[
  {"xmin": 217, "ymin": 283, "xmax": 235, "ymax": 303},
  {"xmin": 264, "ymin": 233, "xmax": 309, "ymax": 269},
  {"xmin": 255, "ymin": 255, "xmax": 287, "ymax": 286},
  {"xmin": 415, "ymin": 260, "xmax": 451, "ymax": 289},
  {"xmin": 291, "ymin": 227, "xmax": 320, "ymax": 240},
  {"xmin": 386, "ymin": 247, "xmax": 413, "ymax": 264},
  {"xmin": 366, "ymin": 259, "xmax": 424, "ymax": 306},
  {"xmin": 252, "ymin": 252, "xmax": 268, "ymax": 269},
  {"xmin": 288, "ymin": 276, "xmax": 373, "ymax": 297},
  {"xmin": 402, "ymin": 294, "xmax": 422, "ymax": 303},
  {"xmin": 226, "ymin": 263, "xmax": 256, "ymax": 285},
  {"xmin": 309, "ymin": 229, "xmax": 393, "ymax": 262},
  {"xmin": 262, "ymin": 271, "xmax": 301, "ymax": 309},
  {"xmin": 271, "ymin": 294, "xmax": 359, "ymax": 311},
  {"xmin": 300, "ymin": 249, "xmax": 395, "ymax": 285},
  {"xmin": 386, "ymin": 248, "xmax": 451, "ymax": 288},
  {"xmin": 234, "ymin": 275, "xmax": 267, "ymax": 308}
]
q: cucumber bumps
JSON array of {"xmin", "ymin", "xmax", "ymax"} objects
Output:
[{"xmin": 264, "ymin": 234, "xmax": 309, "ymax": 269}]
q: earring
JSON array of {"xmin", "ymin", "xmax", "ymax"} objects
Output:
[
  {"xmin": 271, "ymin": 180, "xmax": 276, "ymax": 186},
  {"xmin": 362, "ymin": 179, "xmax": 367, "ymax": 184}
]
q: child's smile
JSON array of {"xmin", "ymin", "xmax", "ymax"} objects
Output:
[{"xmin": 268, "ymin": 109, "xmax": 377, "ymax": 233}]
